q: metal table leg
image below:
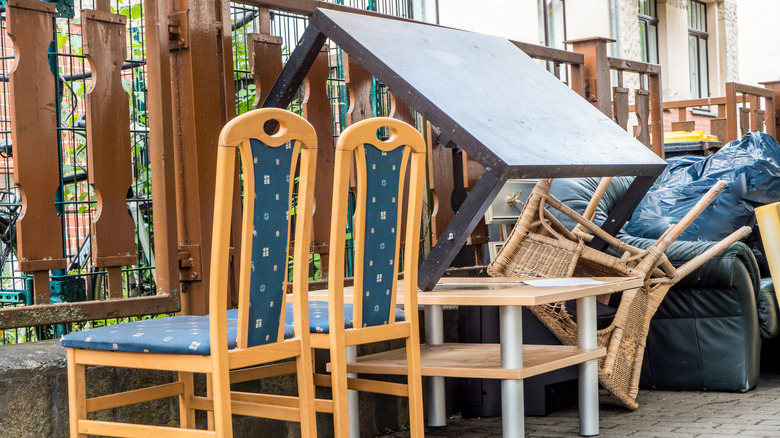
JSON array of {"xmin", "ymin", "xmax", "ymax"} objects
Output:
[
  {"xmin": 500, "ymin": 305, "xmax": 524, "ymax": 437},
  {"xmin": 577, "ymin": 296, "xmax": 599, "ymax": 436},
  {"xmin": 346, "ymin": 345, "xmax": 359, "ymax": 437},
  {"xmin": 424, "ymin": 304, "xmax": 447, "ymax": 427}
]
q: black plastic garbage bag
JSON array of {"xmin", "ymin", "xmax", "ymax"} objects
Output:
[{"xmin": 625, "ymin": 132, "xmax": 780, "ymax": 241}]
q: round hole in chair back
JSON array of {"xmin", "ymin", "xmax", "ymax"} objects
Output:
[{"xmin": 263, "ymin": 118, "xmax": 281, "ymax": 136}]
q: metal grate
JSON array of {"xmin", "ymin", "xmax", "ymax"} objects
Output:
[{"xmin": 0, "ymin": 0, "xmax": 158, "ymax": 343}]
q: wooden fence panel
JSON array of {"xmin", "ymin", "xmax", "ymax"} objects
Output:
[
  {"xmin": 303, "ymin": 46, "xmax": 335, "ymax": 276},
  {"xmin": 7, "ymin": 0, "xmax": 66, "ymax": 303},
  {"xmin": 82, "ymin": 6, "xmax": 137, "ymax": 299}
]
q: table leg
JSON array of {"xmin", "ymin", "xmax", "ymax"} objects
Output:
[
  {"xmin": 577, "ymin": 296, "xmax": 599, "ymax": 436},
  {"xmin": 500, "ymin": 305, "xmax": 524, "ymax": 437},
  {"xmin": 347, "ymin": 345, "xmax": 359, "ymax": 437},
  {"xmin": 424, "ymin": 304, "xmax": 447, "ymax": 427}
]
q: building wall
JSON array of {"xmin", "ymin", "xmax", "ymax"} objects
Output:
[
  {"xmin": 565, "ymin": 0, "xmax": 612, "ymax": 42},
  {"xmin": 737, "ymin": 0, "xmax": 780, "ymax": 86},
  {"xmin": 435, "ymin": 0, "xmax": 539, "ymax": 43},
  {"xmin": 435, "ymin": 0, "xmax": 741, "ymax": 103}
]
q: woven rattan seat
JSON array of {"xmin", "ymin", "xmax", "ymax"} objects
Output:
[{"xmin": 488, "ymin": 178, "xmax": 751, "ymax": 409}]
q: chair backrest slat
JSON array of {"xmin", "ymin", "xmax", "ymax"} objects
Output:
[
  {"xmin": 354, "ymin": 144, "xmax": 409, "ymax": 327},
  {"xmin": 330, "ymin": 118, "xmax": 426, "ymax": 329},
  {"xmin": 214, "ymin": 109, "xmax": 317, "ymax": 350},
  {"xmin": 243, "ymin": 138, "xmax": 296, "ymax": 346}
]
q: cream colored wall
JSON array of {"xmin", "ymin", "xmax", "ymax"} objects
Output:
[
  {"xmin": 436, "ymin": 0, "xmax": 539, "ymax": 43},
  {"xmin": 434, "ymin": 0, "xmax": 741, "ymax": 101},
  {"xmin": 656, "ymin": 0, "xmax": 691, "ymax": 100},
  {"xmin": 565, "ymin": 0, "xmax": 612, "ymax": 41},
  {"xmin": 738, "ymin": 0, "xmax": 780, "ymax": 86}
]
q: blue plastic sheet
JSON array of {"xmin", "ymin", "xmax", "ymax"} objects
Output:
[{"xmin": 625, "ymin": 132, "xmax": 780, "ymax": 241}]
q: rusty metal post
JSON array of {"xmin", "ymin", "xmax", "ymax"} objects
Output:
[
  {"xmin": 567, "ymin": 37, "xmax": 615, "ymax": 117},
  {"xmin": 7, "ymin": 0, "xmax": 67, "ymax": 304},
  {"xmin": 167, "ymin": 0, "xmax": 236, "ymax": 315},
  {"xmin": 144, "ymin": 0, "xmax": 181, "ymax": 305},
  {"xmin": 82, "ymin": 5, "xmax": 138, "ymax": 299}
]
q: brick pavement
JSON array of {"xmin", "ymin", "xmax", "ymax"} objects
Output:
[{"xmin": 378, "ymin": 369, "xmax": 780, "ymax": 437}]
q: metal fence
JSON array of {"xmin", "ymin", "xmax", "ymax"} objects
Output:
[
  {"xmin": 0, "ymin": 0, "xmax": 413, "ymax": 343},
  {"xmin": 0, "ymin": 0, "xmax": 156, "ymax": 343}
]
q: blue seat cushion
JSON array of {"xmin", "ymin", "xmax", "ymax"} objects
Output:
[
  {"xmin": 285, "ymin": 301, "xmax": 405, "ymax": 334},
  {"xmin": 61, "ymin": 303, "xmax": 406, "ymax": 355},
  {"xmin": 61, "ymin": 314, "xmax": 240, "ymax": 356}
]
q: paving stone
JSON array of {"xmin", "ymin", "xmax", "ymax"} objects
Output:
[{"xmin": 381, "ymin": 370, "xmax": 780, "ymax": 437}]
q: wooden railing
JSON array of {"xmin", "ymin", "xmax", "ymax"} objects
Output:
[{"xmin": 658, "ymin": 82, "xmax": 776, "ymax": 146}]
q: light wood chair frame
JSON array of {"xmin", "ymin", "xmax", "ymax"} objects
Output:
[
  {"xmin": 65, "ymin": 108, "xmax": 319, "ymax": 437},
  {"xmin": 311, "ymin": 117, "xmax": 427, "ymax": 437}
]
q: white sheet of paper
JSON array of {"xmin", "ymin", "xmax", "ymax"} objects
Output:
[{"xmin": 520, "ymin": 278, "xmax": 608, "ymax": 287}]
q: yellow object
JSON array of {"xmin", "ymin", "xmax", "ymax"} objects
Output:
[
  {"xmin": 756, "ymin": 202, "xmax": 780, "ymax": 305},
  {"xmin": 663, "ymin": 130, "xmax": 719, "ymax": 143}
]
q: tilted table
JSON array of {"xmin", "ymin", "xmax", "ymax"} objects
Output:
[{"xmin": 317, "ymin": 276, "xmax": 643, "ymax": 437}]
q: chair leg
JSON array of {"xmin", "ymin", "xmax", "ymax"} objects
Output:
[
  {"xmin": 404, "ymin": 335, "xmax": 425, "ymax": 437},
  {"xmin": 178, "ymin": 371, "xmax": 196, "ymax": 429},
  {"xmin": 296, "ymin": 351, "xmax": 318, "ymax": 437},
  {"xmin": 211, "ymin": 367, "xmax": 233, "ymax": 437},
  {"xmin": 330, "ymin": 344, "xmax": 351, "ymax": 438},
  {"xmin": 66, "ymin": 348, "xmax": 87, "ymax": 438},
  {"xmin": 206, "ymin": 373, "xmax": 215, "ymax": 431}
]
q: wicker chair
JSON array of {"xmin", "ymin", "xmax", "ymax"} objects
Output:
[{"xmin": 488, "ymin": 178, "xmax": 751, "ymax": 409}]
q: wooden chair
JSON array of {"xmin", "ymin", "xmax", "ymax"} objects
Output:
[
  {"xmin": 61, "ymin": 108, "xmax": 319, "ymax": 437},
  {"xmin": 309, "ymin": 117, "xmax": 426, "ymax": 437},
  {"xmin": 488, "ymin": 178, "xmax": 751, "ymax": 409}
]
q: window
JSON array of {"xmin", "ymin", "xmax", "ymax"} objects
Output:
[
  {"xmin": 638, "ymin": 0, "xmax": 658, "ymax": 64},
  {"xmin": 539, "ymin": 0, "xmax": 566, "ymax": 49},
  {"xmin": 688, "ymin": 0, "xmax": 709, "ymax": 98}
]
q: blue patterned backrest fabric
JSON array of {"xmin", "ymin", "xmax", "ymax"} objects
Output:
[
  {"xmin": 360, "ymin": 144, "xmax": 405, "ymax": 327},
  {"xmin": 246, "ymin": 138, "xmax": 295, "ymax": 347}
]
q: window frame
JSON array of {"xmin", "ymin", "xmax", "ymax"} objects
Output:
[
  {"xmin": 638, "ymin": 0, "xmax": 659, "ymax": 64},
  {"xmin": 688, "ymin": 0, "xmax": 709, "ymax": 99},
  {"xmin": 538, "ymin": 0, "xmax": 567, "ymax": 49}
]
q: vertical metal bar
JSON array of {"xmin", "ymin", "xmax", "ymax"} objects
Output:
[
  {"xmin": 346, "ymin": 345, "xmax": 360, "ymax": 437},
  {"xmin": 168, "ymin": 0, "xmax": 236, "ymax": 315},
  {"xmin": 424, "ymin": 304, "xmax": 447, "ymax": 427},
  {"xmin": 577, "ymin": 296, "xmax": 599, "ymax": 436},
  {"xmin": 500, "ymin": 305, "xmax": 524, "ymax": 437},
  {"xmin": 144, "ymin": 0, "xmax": 182, "ymax": 302}
]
